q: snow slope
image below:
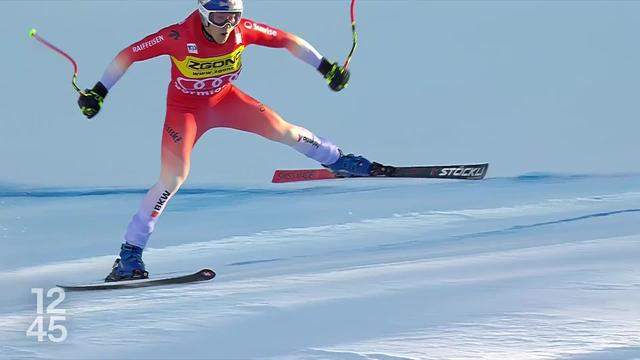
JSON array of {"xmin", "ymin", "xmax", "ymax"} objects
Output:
[{"xmin": 1, "ymin": 174, "xmax": 639, "ymax": 359}]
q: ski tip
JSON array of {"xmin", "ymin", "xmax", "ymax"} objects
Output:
[{"xmin": 198, "ymin": 269, "xmax": 216, "ymax": 279}]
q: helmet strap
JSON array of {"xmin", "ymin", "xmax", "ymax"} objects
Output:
[{"xmin": 201, "ymin": 24, "xmax": 215, "ymax": 42}]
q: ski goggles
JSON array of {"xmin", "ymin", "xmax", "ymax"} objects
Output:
[{"xmin": 199, "ymin": 6, "xmax": 242, "ymax": 28}]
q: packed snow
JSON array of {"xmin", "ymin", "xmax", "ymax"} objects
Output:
[{"xmin": 1, "ymin": 174, "xmax": 639, "ymax": 359}]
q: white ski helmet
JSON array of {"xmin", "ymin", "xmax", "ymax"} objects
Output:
[{"xmin": 198, "ymin": 0, "xmax": 243, "ymax": 29}]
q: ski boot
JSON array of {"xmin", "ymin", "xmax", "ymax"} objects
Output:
[
  {"xmin": 105, "ymin": 243, "xmax": 149, "ymax": 282},
  {"xmin": 324, "ymin": 151, "xmax": 373, "ymax": 177}
]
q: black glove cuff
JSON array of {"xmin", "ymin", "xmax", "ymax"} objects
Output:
[
  {"xmin": 317, "ymin": 57, "xmax": 333, "ymax": 77},
  {"xmin": 92, "ymin": 81, "xmax": 109, "ymax": 98}
]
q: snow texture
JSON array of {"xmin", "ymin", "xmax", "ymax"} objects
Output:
[{"xmin": 1, "ymin": 174, "xmax": 639, "ymax": 359}]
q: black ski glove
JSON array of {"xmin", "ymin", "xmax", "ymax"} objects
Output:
[
  {"xmin": 78, "ymin": 82, "xmax": 108, "ymax": 119},
  {"xmin": 318, "ymin": 58, "xmax": 350, "ymax": 92}
]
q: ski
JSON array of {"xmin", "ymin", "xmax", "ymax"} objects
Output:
[
  {"xmin": 57, "ymin": 268, "xmax": 216, "ymax": 292},
  {"xmin": 272, "ymin": 163, "xmax": 489, "ymax": 184}
]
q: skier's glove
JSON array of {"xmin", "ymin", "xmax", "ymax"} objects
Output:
[
  {"xmin": 78, "ymin": 82, "xmax": 108, "ymax": 119},
  {"xmin": 318, "ymin": 58, "xmax": 350, "ymax": 92}
]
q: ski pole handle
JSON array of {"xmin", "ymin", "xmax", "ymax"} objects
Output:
[{"xmin": 29, "ymin": 28, "xmax": 85, "ymax": 95}]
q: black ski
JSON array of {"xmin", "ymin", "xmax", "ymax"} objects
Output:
[
  {"xmin": 272, "ymin": 163, "xmax": 489, "ymax": 183},
  {"xmin": 368, "ymin": 162, "xmax": 489, "ymax": 180},
  {"xmin": 58, "ymin": 269, "xmax": 216, "ymax": 292}
]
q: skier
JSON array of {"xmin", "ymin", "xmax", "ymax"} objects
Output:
[{"xmin": 77, "ymin": 0, "xmax": 374, "ymax": 282}]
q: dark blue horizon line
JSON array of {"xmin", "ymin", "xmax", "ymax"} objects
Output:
[{"xmin": 0, "ymin": 171, "xmax": 638, "ymax": 199}]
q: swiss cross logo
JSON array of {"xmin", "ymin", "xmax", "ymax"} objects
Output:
[{"xmin": 187, "ymin": 43, "xmax": 199, "ymax": 54}]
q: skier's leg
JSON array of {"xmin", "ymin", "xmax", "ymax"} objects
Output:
[
  {"xmin": 125, "ymin": 108, "xmax": 201, "ymax": 248},
  {"xmin": 210, "ymin": 86, "xmax": 341, "ymax": 165},
  {"xmin": 210, "ymin": 86, "xmax": 372, "ymax": 175},
  {"xmin": 107, "ymin": 107, "xmax": 202, "ymax": 281}
]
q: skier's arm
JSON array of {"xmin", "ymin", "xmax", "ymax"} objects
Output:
[
  {"xmin": 271, "ymin": 33, "xmax": 324, "ymax": 69},
  {"xmin": 100, "ymin": 30, "xmax": 169, "ymax": 90},
  {"xmin": 78, "ymin": 29, "xmax": 171, "ymax": 119},
  {"xmin": 242, "ymin": 20, "xmax": 350, "ymax": 91}
]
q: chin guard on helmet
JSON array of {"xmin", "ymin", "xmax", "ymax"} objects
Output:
[{"xmin": 198, "ymin": 0, "xmax": 243, "ymax": 29}]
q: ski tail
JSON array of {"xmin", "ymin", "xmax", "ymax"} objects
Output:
[
  {"xmin": 272, "ymin": 163, "xmax": 489, "ymax": 183},
  {"xmin": 272, "ymin": 169, "xmax": 337, "ymax": 183}
]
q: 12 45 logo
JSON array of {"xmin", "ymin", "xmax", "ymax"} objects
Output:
[{"xmin": 26, "ymin": 288, "xmax": 67, "ymax": 342}]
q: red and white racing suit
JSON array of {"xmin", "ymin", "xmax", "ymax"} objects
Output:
[{"xmin": 101, "ymin": 12, "xmax": 341, "ymax": 248}]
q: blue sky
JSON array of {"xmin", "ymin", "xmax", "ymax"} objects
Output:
[{"xmin": 1, "ymin": 0, "xmax": 639, "ymax": 187}]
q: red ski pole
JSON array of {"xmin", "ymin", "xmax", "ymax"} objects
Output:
[
  {"xmin": 29, "ymin": 28, "xmax": 85, "ymax": 95},
  {"xmin": 343, "ymin": 0, "xmax": 357, "ymax": 70}
]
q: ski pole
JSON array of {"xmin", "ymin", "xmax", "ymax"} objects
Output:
[
  {"xmin": 343, "ymin": 0, "xmax": 357, "ymax": 70},
  {"xmin": 29, "ymin": 28, "xmax": 85, "ymax": 95}
]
